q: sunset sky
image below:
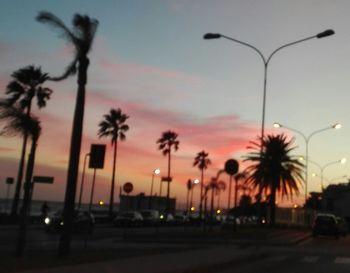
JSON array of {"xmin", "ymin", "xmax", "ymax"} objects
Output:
[{"xmin": 1, "ymin": 1, "xmax": 350, "ymax": 209}]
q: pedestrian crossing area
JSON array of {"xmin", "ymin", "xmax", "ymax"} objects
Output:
[{"xmin": 264, "ymin": 254, "xmax": 350, "ymax": 265}]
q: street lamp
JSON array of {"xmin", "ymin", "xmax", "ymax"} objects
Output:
[
  {"xmin": 150, "ymin": 168, "xmax": 160, "ymax": 196},
  {"xmin": 307, "ymin": 157, "xmax": 346, "ymax": 191},
  {"xmin": 190, "ymin": 179, "xmax": 200, "ymax": 213},
  {"xmin": 204, "ymin": 30, "xmax": 335, "ymax": 147},
  {"xmin": 274, "ymin": 122, "xmax": 341, "ymax": 201}
]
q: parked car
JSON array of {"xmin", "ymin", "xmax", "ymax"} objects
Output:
[
  {"xmin": 159, "ymin": 213, "xmax": 174, "ymax": 225},
  {"xmin": 114, "ymin": 211, "xmax": 143, "ymax": 227},
  {"xmin": 336, "ymin": 217, "xmax": 348, "ymax": 237},
  {"xmin": 140, "ymin": 210, "xmax": 160, "ymax": 226},
  {"xmin": 312, "ymin": 213, "xmax": 343, "ymax": 239},
  {"xmin": 44, "ymin": 209, "xmax": 95, "ymax": 233}
]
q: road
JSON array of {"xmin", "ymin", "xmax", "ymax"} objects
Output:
[{"xmin": 217, "ymin": 235, "xmax": 350, "ymax": 273}]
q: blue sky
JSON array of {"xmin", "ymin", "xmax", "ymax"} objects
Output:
[{"xmin": 0, "ymin": 0, "xmax": 349, "ymax": 208}]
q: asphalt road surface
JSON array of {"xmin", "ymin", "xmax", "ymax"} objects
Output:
[{"xmin": 217, "ymin": 235, "xmax": 350, "ymax": 273}]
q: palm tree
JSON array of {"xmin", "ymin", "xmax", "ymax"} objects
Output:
[
  {"xmin": 0, "ymin": 65, "xmax": 52, "ymax": 217},
  {"xmin": 244, "ymin": 134, "xmax": 304, "ymax": 226},
  {"xmin": 193, "ymin": 150, "xmax": 211, "ymax": 220},
  {"xmin": 0, "ymin": 106, "xmax": 41, "ymax": 256},
  {"xmin": 36, "ymin": 11, "xmax": 98, "ymax": 255},
  {"xmin": 216, "ymin": 181, "xmax": 226, "ymax": 209},
  {"xmin": 157, "ymin": 130, "xmax": 179, "ymax": 213},
  {"xmin": 98, "ymin": 108, "xmax": 129, "ymax": 218},
  {"xmin": 234, "ymin": 171, "xmax": 248, "ymax": 208}
]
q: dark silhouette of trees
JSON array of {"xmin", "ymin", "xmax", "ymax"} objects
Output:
[
  {"xmin": 36, "ymin": 11, "xmax": 98, "ymax": 255},
  {"xmin": 98, "ymin": 108, "xmax": 129, "ymax": 218},
  {"xmin": 0, "ymin": 66, "xmax": 52, "ymax": 217},
  {"xmin": 193, "ymin": 150, "xmax": 211, "ymax": 220},
  {"xmin": 0, "ymin": 106, "xmax": 41, "ymax": 256},
  {"xmin": 244, "ymin": 134, "xmax": 304, "ymax": 226},
  {"xmin": 234, "ymin": 171, "xmax": 248, "ymax": 208},
  {"xmin": 216, "ymin": 180, "xmax": 226, "ymax": 209},
  {"xmin": 157, "ymin": 130, "xmax": 179, "ymax": 213}
]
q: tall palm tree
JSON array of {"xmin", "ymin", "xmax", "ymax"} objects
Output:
[
  {"xmin": 0, "ymin": 65, "xmax": 52, "ymax": 217},
  {"xmin": 157, "ymin": 130, "xmax": 179, "ymax": 213},
  {"xmin": 244, "ymin": 134, "xmax": 304, "ymax": 226},
  {"xmin": 36, "ymin": 11, "xmax": 98, "ymax": 255},
  {"xmin": 98, "ymin": 108, "xmax": 129, "ymax": 218},
  {"xmin": 193, "ymin": 150, "xmax": 211, "ymax": 220},
  {"xmin": 234, "ymin": 171, "xmax": 248, "ymax": 208},
  {"xmin": 0, "ymin": 106, "xmax": 41, "ymax": 256},
  {"xmin": 216, "ymin": 181, "xmax": 226, "ymax": 209}
]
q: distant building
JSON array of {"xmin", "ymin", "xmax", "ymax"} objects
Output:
[
  {"xmin": 321, "ymin": 182, "xmax": 350, "ymax": 218},
  {"xmin": 119, "ymin": 193, "xmax": 176, "ymax": 213}
]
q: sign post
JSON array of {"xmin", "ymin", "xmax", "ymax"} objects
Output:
[{"xmin": 5, "ymin": 177, "xmax": 14, "ymax": 213}]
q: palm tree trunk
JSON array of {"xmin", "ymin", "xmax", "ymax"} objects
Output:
[
  {"xmin": 234, "ymin": 177, "xmax": 239, "ymax": 208},
  {"xmin": 166, "ymin": 150, "xmax": 171, "ymax": 214},
  {"xmin": 59, "ymin": 56, "xmax": 89, "ymax": 256},
  {"xmin": 228, "ymin": 175, "xmax": 233, "ymax": 209},
  {"xmin": 11, "ymin": 104, "xmax": 32, "ymax": 217},
  {"xmin": 16, "ymin": 138, "xmax": 37, "ymax": 257},
  {"xmin": 199, "ymin": 169, "xmax": 204, "ymax": 220},
  {"xmin": 209, "ymin": 187, "xmax": 215, "ymax": 231},
  {"xmin": 270, "ymin": 185, "xmax": 277, "ymax": 227},
  {"xmin": 109, "ymin": 141, "xmax": 118, "ymax": 218},
  {"xmin": 11, "ymin": 134, "xmax": 28, "ymax": 217}
]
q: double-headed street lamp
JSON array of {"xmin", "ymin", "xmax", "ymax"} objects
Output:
[
  {"xmin": 311, "ymin": 159, "xmax": 346, "ymax": 190},
  {"xmin": 203, "ymin": 30, "xmax": 335, "ymax": 147},
  {"xmin": 274, "ymin": 122, "xmax": 341, "ymax": 201}
]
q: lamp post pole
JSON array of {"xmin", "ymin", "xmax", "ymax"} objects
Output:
[
  {"xmin": 274, "ymin": 122, "xmax": 341, "ymax": 202},
  {"xmin": 78, "ymin": 153, "xmax": 90, "ymax": 209},
  {"xmin": 150, "ymin": 168, "xmax": 160, "ymax": 196},
  {"xmin": 204, "ymin": 30, "xmax": 334, "ymax": 148}
]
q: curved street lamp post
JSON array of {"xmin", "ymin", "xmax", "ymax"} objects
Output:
[
  {"xmin": 274, "ymin": 122, "xmax": 341, "ymax": 201},
  {"xmin": 204, "ymin": 30, "xmax": 334, "ymax": 148}
]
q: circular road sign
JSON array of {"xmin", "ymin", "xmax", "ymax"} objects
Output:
[
  {"xmin": 224, "ymin": 159, "xmax": 239, "ymax": 175},
  {"xmin": 123, "ymin": 182, "xmax": 133, "ymax": 194}
]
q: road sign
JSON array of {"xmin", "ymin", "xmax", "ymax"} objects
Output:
[
  {"xmin": 123, "ymin": 182, "xmax": 133, "ymax": 194},
  {"xmin": 6, "ymin": 177, "xmax": 14, "ymax": 184},
  {"xmin": 33, "ymin": 176, "xmax": 54, "ymax": 184},
  {"xmin": 161, "ymin": 176, "xmax": 172, "ymax": 182},
  {"xmin": 224, "ymin": 159, "xmax": 239, "ymax": 175},
  {"xmin": 89, "ymin": 144, "xmax": 106, "ymax": 169}
]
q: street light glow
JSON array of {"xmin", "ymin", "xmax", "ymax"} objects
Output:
[
  {"xmin": 340, "ymin": 158, "xmax": 347, "ymax": 164},
  {"xmin": 193, "ymin": 178, "xmax": 200, "ymax": 184},
  {"xmin": 273, "ymin": 122, "xmax": 282, "ymax": 128},
  {"xmin": 333, "ymin": 123, "xmax": 342, "ymax": 129},
  {"xmin": 154, "ymin": 168, "xmax": 161, "ymax": 175}
]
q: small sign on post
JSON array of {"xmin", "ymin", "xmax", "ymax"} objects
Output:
[
  {"xmin": 6, "ymin": 177, "xmax": 14, "ymax": 184},
  {"xmin": 33, "ymin": 176, "xmax": 54, "ymax": 184}
]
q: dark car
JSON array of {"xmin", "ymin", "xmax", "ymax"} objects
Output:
[
  {"xmin": 336, "ymin": 217, "xmax": 348, "ymax": 237},
  {"xmin": 113, "ymin": 211, "xmax": 143, "ymax": 227},
  {"xmin": 312, "ymin": 213, "xmax": 342, "ymax": 239},
  {"xmin": 44, "ymin": 209, "xmax": 95, "ymax": 233}
]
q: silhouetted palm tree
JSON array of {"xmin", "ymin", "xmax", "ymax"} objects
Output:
[
  {"xmin": 98, "ymin": 108, "xmax": 129, "ymax": 218},
  {"xmin": 234, "ymin": 171, "xmax": 248, "ymax": 208},
  {"xmin": 0, "ymin": 106, "xmax": 41, "ymax": 256},
  {"xmin": 193, "ymin": 150, "xmax": 211, "ymax": 220},
  {"xmin": 157, "ymin": 130, "xmax": 179, "ymax": 213},
  {"xmin": 244, "ymin": 134, "xmax": 304, "ymax": 226},
  {"xmin": 216, "ymin": 181, "xmax": 226, "ymax": 209},
  {"xmin": 37, "ymin": 11, "xmax": 98, "ymax": 255},
  {"xmin": 0, "ymin": 65, "xmax": 52, "ymax": 216}
]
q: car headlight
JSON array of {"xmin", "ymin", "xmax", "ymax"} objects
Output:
[{"xmin": 44, "ymin": 217, "xmax": 50, "ymax": 225}]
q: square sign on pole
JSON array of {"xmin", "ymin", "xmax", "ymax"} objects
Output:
[
  {"xmin": 89, "ymin": 144, "xmax": 106, "ymax": 169},
  {"xmin": 33, "ymin": 176, "xmax": 54, "ymax": 184}
]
